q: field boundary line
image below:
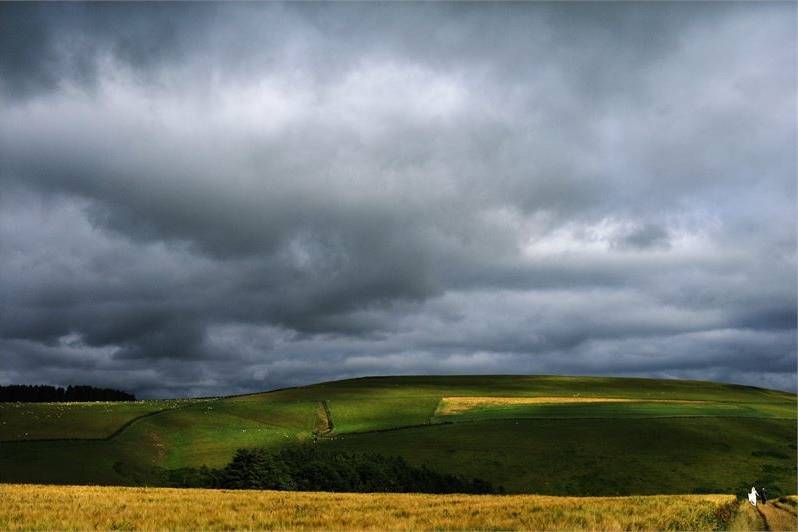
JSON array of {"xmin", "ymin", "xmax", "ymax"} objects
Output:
[
  {"xmin": 0, "ymin": 407, "xmax": 176, "ymax": 444},
  {"xmin": 328, "ymin": 421, "xmax": 454, "ymax": 437},
  {"xmin": 429, "ymin": 414, "xmax": 795, "ymax": 422},
  {"xmin": 317, "ymin": 400, "xmax": 335, "ymax": 437},
  {"xmin": 331, "ymin": 415, "xmax": 795, "ymax": 438}
]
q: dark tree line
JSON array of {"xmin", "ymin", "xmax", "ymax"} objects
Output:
[
  {"xmin": 0, "ymin": 384, "xmax": 136, "ymax": 402},
  {"xmin": 164, "ymin": 445, "xmax": 501, "ymax": 494}
]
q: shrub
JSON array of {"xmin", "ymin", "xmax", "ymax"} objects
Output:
[{"xmin": 167, "ymin": 445, "xmax": 500, "ymax": 494}]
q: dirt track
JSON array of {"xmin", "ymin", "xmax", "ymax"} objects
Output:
[{"xmin": 756, "ymin": 500, "xmax": 797, "ymax": 531}]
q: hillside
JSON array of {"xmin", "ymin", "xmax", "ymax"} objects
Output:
[{"xmin": 1, "ymin": 375, "xmax": 795, "ymax": 496}]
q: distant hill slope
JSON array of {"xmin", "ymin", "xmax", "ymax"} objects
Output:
[{"xmin": 1, "ymin": 375, "xmax": 795, "ymax": 496}]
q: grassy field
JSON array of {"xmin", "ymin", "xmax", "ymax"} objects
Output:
[
  {"xmin": 112, "ymin": 396, "xmax": 320, "ymax": 469},
  {"xmin": 324, "ymin": 416, "xmax": 796, "ymax": 495},
  {"xmin": 0, "ymin": 484, "xmax": 743, "ymax": 531},
  {"xmin": 0, "ymin": 401, "xmax": 185, "ymax": 441},
  {"xmin": 1, "ymin": 375, "xmax": 795, "ymax": 497}
]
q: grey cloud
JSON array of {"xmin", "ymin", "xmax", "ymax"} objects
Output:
[
  {"xmin": 0, "ymin": 3, "xmax": 215, "ymax": 98},
  {"xmin": 0, "ymin": 2, "xmax": 795, "ymax": 397},
  {"xmin": 613, "ymin": 224, "xmax": 670, "ymax": 250}
]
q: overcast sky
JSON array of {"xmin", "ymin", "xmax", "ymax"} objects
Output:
[{"xmin": 1, "ymin": 2, "xmax": 795, "ymax": 398}]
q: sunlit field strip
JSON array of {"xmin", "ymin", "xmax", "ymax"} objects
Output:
[
  {"xmin": 0, "ymin": 484, "xmax": 737, "ymax": 531},
  {"xmin": 434, "ymin": 396, "xmax": 711, "ymax": 416}
]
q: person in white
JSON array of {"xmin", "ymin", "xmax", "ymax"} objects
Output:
[{"xmin": 748, "ymin": 486, "xmax": 759, "ymax": 507}]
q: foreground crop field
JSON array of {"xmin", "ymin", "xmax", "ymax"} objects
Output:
[
  {"xmin": 0, "ymin": 484, "xmax": 742, "ymax": 531},
  {"xmin": 1, "ymin": 375, "xmax": 795, "ymax": 496}
]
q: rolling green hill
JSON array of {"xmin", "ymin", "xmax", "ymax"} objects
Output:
[{"xmin": 1, "ymin": 375, "xmax": 795, "ymax": 496}]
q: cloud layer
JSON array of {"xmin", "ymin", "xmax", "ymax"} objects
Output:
[{"xmin": 1, "ymin": 2, "xmax": 795, "ymax": 397}]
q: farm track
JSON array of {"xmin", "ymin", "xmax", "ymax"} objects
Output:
[
  {"xmin": 756, "ymin": 505, "xmax": 771, "ymax": 530},
  {"xmin": 757, "ymin": 502, "xmax": 798, "ymax": 531}
]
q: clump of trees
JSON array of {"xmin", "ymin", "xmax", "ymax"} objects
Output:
[
  {"xmin": 0, "ymin": 385, "xmax": 136, "ymax": 402},
  {"xmin": 164, "ymin": 445, "xmax": 501, "ymax": 494}
]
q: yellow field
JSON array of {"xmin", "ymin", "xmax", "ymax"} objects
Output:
[
  {"xmin": 435, "ymin": 396, "xmax": 636, "ymax": 415},
  {"xmin": 0, "ymin": 484, "xmax": 737, "ymax": 530},
  {"xmin": 433, "ymin": 396, "xmax": 715, "ymax": 416}
]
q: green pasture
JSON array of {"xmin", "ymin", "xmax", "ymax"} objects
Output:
[
  {"xmin": 324, "ymin": 416, "xmax": 797, "ymax": 496},
  {"xmin": 0, "ymin": 375, "xmax": 795, "ymax": 496},
  {"xmin": 0, "ymin": 396, "xmax": 322, "ymax": 483},
  {"xmin": 0, "ymin": 401, "xmax": 182, "ymax": 441},
  {"xmin": 113, "ymin": 398, "xmax": 320, "ymax": 469},
  {"xmin": 261, "ymin": 374, "xmax": 797, "ymax": 432}
]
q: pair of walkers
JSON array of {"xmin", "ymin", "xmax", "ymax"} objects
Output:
[{"xmin": 748, "ymin": 486, "xmax": 768, "ymax": 506}]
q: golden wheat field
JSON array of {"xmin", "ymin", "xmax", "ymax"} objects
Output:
[
  {"xmin": 0, "ymin": 484, "xmax": 738, "ymax": 530},
  {"xmin": 435, "ymin": 396, "xmax": 637, "ymax": 415},
  {"xmin": 434, "ymin": 396, "xmax": 718, "ymax": 416}
]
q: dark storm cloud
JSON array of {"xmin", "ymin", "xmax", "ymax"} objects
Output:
[
  {"xmin": 0, "ymin": 2, "xmax": 795, "ymax": 397},
  {"xmin": 0, "ymin": 3, "xmax": 212, "ymax": 98},
  {"xmin": 613, "ymin": 224, "xmax": 670, "ymax": 250}
]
